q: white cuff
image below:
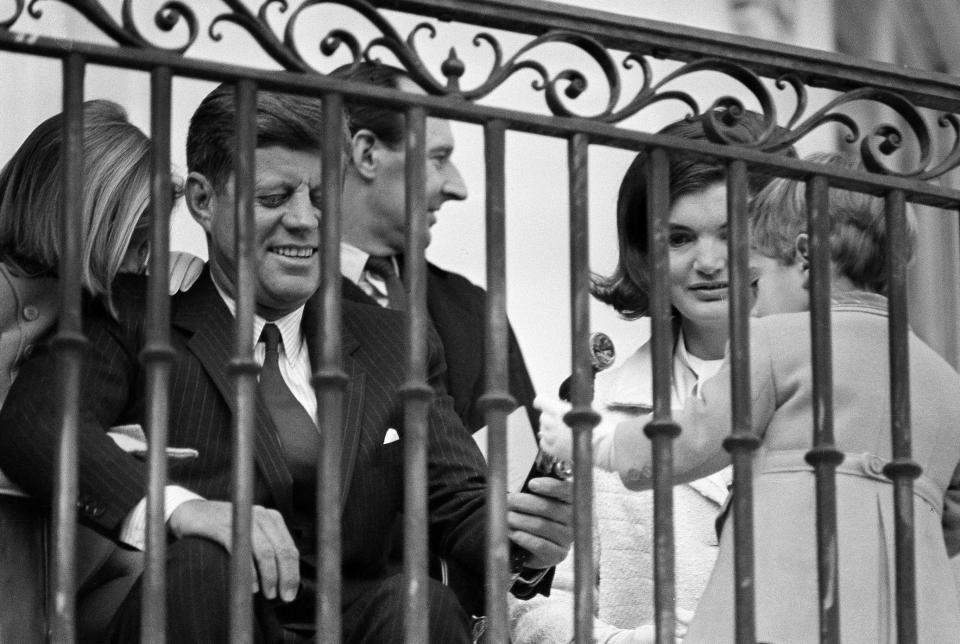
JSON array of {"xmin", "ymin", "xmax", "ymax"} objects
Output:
[{"xmin": 118, "ymin": 485, "xmax": 204, "ymax": 550}]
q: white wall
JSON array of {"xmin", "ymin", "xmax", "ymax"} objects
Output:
[{"xmin": 0, "ymin": 0, "xmax": 835, "ymax": 396}]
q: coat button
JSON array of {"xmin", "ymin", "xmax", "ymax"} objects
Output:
[
  {"xmin": 868, "ymin": 456, "xmax": 886, "ymax": 475},
  {"xmin": 22, "ymin": 305, "xmax": 39, "ymax": 322}
]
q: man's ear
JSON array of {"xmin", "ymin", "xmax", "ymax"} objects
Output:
[
  {"xmin": 349, "ymin": 129, "xmax": 379, "ymax": 180},
  {"xmin": 185, "ymin": 172, "xmax": 215, "ymax": 232},
  {"xmin": 794, "ymin": 233, "xmax": 811, "ymax": 289}
]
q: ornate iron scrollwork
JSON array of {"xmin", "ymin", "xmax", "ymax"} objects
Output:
[
  {"xmin": 22, "ymin": 0, "xmax": 199, "ymax": 52},
  {"xmin": 1, "ymin": 0, "xmax": 25, "ymax": 29},
  {"xmin": 5, "ymin": 0, "xmax": 960, "ymax": 179}
]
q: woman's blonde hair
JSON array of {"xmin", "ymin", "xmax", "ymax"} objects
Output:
[{"xmin": 0, "ymin": 99, "xmax": 151, "ymax": 305}]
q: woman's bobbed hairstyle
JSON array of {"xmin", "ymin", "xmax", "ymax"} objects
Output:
[
  {"xmin": 592, "ymin": 109, "xmax": 796, "ymax": 319},
  {"xmin": 0, "ymin": 99, "xmax": 152, "ymax": 305}
]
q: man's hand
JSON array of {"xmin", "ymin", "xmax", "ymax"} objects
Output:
[
  {"xmin": 166, "ymin": 251, "xmax": 204, "ymax": 295},
  {"xmin": 507, "ymin": 476, "xmax": 574, "ymax": 569},
  {"xmin": 168, "ymin": 499, "xmax": 300, "ymax": 602}
]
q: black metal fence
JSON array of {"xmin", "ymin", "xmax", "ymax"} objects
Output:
[{"xmin": 2, "ymin": 1, "xmax": 959, "ymax": 642}]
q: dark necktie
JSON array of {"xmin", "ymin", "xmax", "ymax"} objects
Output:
[
  {"xmin": 365, "ymin": 255, "xmax": 407, "ymax": 311},
  {"xmin": 258, "ymin": 323, "xmax": 318, "ymax": 484}
]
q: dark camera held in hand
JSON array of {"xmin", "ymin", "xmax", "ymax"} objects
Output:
[{"xmin": 510, "ymin": 332, "xmax": 615, "ymax": 574}]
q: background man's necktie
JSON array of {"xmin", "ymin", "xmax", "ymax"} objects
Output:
[
  {"xmin": 365, "ymin": 255, "xmax": 407, "ymax": 311},
  {"xmin": 258, "ymin": 323, "xmax": 317, "ymax": 482}
]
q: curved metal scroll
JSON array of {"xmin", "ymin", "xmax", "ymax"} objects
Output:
[{"xmin": 5, "ymin": 0, "xmax": 960, "ymax": 179}]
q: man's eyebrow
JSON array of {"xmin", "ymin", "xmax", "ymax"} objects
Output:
[{"xmin": 253, "ymin": 177, "xmax": 290, "ymax": 190}]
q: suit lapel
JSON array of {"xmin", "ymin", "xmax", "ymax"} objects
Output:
[
  {"xmin": 341, "ymin": 276, "xmax": 378, "ymax": 306},
  {"xmin": 424, "ymin": 266, "xmax": 483, "ymax": 400},
  {"xmin": 339, "ymin": 355, "xmax": 365, "ymax": 508},
  {"xmin": 173, "ymin": 270, "xmax": 294, "ymax": 515},
  {"xmin": 303, "ymin": 292, "xmax": 365, "ymax": 513}
]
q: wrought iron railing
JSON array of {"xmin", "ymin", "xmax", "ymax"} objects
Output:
[{"xmin": 2, "ymin": 1, "xmax": 959, "ymax": 642}]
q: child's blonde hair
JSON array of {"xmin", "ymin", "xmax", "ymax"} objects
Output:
[{"xmin": 749, "ymin": 151, "xmax": 917, "ymax": 295}]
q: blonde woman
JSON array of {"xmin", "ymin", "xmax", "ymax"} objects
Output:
[
  {"xmin": 0, "ymin": 99, "xmax": 200, "ymax": 640},
  {"xmin": 0, "ymin": 99, "xmax": 201, "ymax": 404}
]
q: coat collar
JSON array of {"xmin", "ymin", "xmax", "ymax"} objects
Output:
[
  {"xmin": 303, "ymin": 288, "xmax": 365, "ymax": 507},
  {"xmin": 830, "ymin": 290, "xmax": 888, "ymax": 316}
]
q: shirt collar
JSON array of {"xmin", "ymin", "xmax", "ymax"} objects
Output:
[
  {"xmin": 211, "ymin": 275, "xmax": 306, "ymax": 358},
  {"xmin": 830, "ymin": 289, "xmax": 888, "ymax": 312},
  {"xmin": 341, "ymin": 242, "xmax": 401, "ymax": 281},
  {"xmin": 340, "ymin": 242, "xmax": 369, "ymax": 286},
  {"xmin": 674, "ymin": 329, "xmax": 724, "ymax": 399},
  {"xmin": 674, "ymin": 330, "xmax": 698, "ymax": 377}
]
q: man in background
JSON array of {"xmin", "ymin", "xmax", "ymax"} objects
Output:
[
  {"xmin": 332, "ymin": 62, "xmax": 566, "ymax": 615},
  {"xmin": 333, "ymin": 61, "xmax": 539, "ymax": 433}
]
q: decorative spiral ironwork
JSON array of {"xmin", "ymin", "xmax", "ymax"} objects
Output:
[
  {"xmin": 768, "ymin": 84, "xmax": 960, "ymax": 178},
  {"xmin": 4, "ymin": 0, "xmax": 960, "ymax": 179},
  {"xmin": 1, "ymin": 0, "xmax": 25, "ymax": 29},
  {"xmin": 23, "ymin": 0, "xmax": 198, "ymax": 52}
]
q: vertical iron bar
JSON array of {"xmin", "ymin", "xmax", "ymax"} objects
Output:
[
  {"xmin": 50, "ymin": 51, "xmax": 85, "ymax": 644},
  {"xmin": 315, "ymin": 91, "xmax": 346, "ymax": 644},
  {"xmin": 564, "ymin": 132, "xmax": 598, "ymax": 644},
  {"xmin": 803, "ymin": 174, "xmax": 843, "ymax": 643},
  {"xmin": 882, "ymin": 189, "xmax": 919, "ymax": 643},
  {"xmin": 722, "ymin": 160, "xmax": 759, "ymax": 644},
  {"xmin": 402, "ymin": 106, "xmax": 431, "ymax": 644},
  {"xmin": 141, "ymin": 65, "xmax": 174, "ymax": 644},
  {"xmin": 481, "ymin": 119, "xmax": 513, "ymax": 643},
  {"xmin": 229, "ymin": 79, "xmax": 259, "ymax": 644},
  {"xmin": 643, "ymin": 148, "xmax": 679, "ymax": 644}
]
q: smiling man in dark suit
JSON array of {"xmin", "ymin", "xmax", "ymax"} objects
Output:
[{"xmin": 0, "ymin": 85, "xmax": 570, "ymax": 643}]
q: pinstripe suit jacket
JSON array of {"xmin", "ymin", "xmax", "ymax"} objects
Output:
[
  {"xmin": 343, "ymin": 265, "xmax": 554, "ymax": 609},
  {"xmin": 343, "ymin": 262, "xmax": 538, "ymax": 434},
  {"xmin": 0, "ymin": 269, "xmax": 488, "ymax": 591},
  {"xmin": 422, "ymin": 262, "xmax": 538, "ymax": 433}
]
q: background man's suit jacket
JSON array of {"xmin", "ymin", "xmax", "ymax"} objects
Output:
[
  {"xmin": 343, "ymin": 262, "xmax": 553, "ymax": 614},
  {"xmin": 0, "ymin": 269, "xmax": 489, "ymax": 603},
  {"xmin": 344, "ymin": 261, "xmax": 538, "ymax": 434}
]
